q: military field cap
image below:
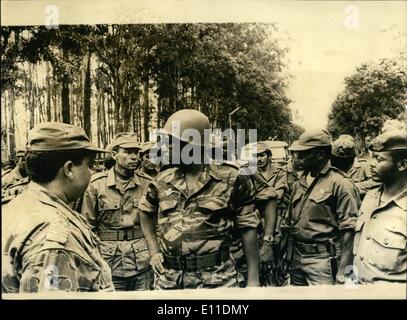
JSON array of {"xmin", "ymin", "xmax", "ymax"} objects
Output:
[
  {"xmin": 27, "ymin": 122, "xmax": 106, "ymax": 152},
  {"xmin": 140, "ymin": 141, "xmax": 157, "ymax": 155},
  {"xmin": 289, "ymin": 129, "xmax": 332, "ymax": 152},
  {"xmin": 332, "ymin": 137, "xmax": 356, "ymax": 158},
  {"xmin": 369, "ymin": 129, "xmax": 407, "ymax": 152},
  {"xmin": 254, "ymin": 141, "xmax": 270, "ymax": 154},
  {"xmin": 110, "ymin": 132, "xmax": 141, "ymax": 150}
]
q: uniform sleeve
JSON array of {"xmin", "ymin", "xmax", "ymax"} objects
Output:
[
  {"xmin": 279, "ymin": 179, "xmax": 299, "ymax": 230},
  {"xmin": 138, "ymin": 181, "xmax": 159, "ymax": 216},
  {"xmin": 231, "ymin": 174, "xmax": 260, "ymax": 229},
  {"xmin": 19, "ymin": 249, "xmax": 114, "ymax": 292},
  {"xmin": 253, "ymin": 169, "xmax": 287, "ymax": 201},
  {"xmin": 335, "ymin": 178, "xmax": 360, "ymax": 230},
  {"xmin": 273, "ymin": 168, "xmax": 288, "ymax": 200},
  {"xmin": 81, "ymin": 183, "xmax": 98, "ymax": 229}
]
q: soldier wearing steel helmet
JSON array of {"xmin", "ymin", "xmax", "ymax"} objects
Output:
[
  {"xmin": 139, "ymin": 109, "xmax": 260, "ymax": 289},
  {"xmin": 2, "ymin": 122, "xmax": 113, "ymax": 293},
  {"xmin": 279, "ymin": 129, "xmax": 360, "ymax": 285},
  {"xmin": 81, "ymin": 133, "xmax": 153, "ymax": 291}
]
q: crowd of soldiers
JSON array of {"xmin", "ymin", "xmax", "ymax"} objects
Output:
[{"xmin": 1, "ymin": 108, "xmax": 406, "ymax": 293}]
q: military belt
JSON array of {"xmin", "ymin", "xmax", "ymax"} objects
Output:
[
  {"xmin": 294, "ymin": 239, "xmax": 340, "ymax": 255},
  {"xmin": 97, "ymin": 227, "xmax": 144, "ymax": 241},
  {"xmin": 163, "ymin": 247, "xmax": 230, "ymax": 272},
  {"xmin": 183, "ymin": 229, "xmax": 231, "ymax": 241}
]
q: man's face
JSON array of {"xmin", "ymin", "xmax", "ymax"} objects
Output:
[
  {"xmin": 112, "ymin": 147, "xmax": 140, "ymax": 170},
  {"xmin": 142, "ymin": 152, "xmax": 158, "ymax": 171},
  {"xmin": 370, "ymin": 151, "xmax": 398, "ymax": 183},
  {"xmin": 16, "ymin": 155, "xmax": 27, "ymax": 175},
  {"xmin": 70, "ymin": 154, "xmax": 95, "ymax": 201},
  {"xmin": 292, "ymin": 149, "xmax": 320, "ymax": 172},
  {"xmin": 256, "ymin": 152, "xmax": 270, "ymax": 169}
]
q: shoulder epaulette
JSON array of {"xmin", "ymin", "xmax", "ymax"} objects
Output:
[
  {"xmin": 135, "ymin": 170, "xmax": 153, "ymax": 181},
  {"xmin": 90, "ymin": 171, "xmax": 108, "ymax": 183}
]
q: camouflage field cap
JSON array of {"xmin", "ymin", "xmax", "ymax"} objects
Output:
[
  {"xmin": 369, "ymin": 130, "xmax": 407, "ymax": 152},
  {"xmin": 27, "ymin": 122, "xmax": 106, "ymax": 152},
  {"xmin": 332, "ymin": 136, "xmax": 356, "ymax": 158},
  {"xmin": 289, "ymin": 129, "xmax": 331, "ymax": 151},
  {"xmin": 110, "ymin": 133, "xmax": 141, "ymax": 150}
]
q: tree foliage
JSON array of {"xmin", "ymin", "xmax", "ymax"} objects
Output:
[
  {"xmin": 328, "ymin": 58, "xmax": 407, "ymax": 149},
  {"xmin": 1, "ymin": 23, "xmax": 295, "ymax": 155}
]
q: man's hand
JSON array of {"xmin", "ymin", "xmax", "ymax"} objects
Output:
[
  {"xmin": 150, "ymin": 252, "xmax": 165, "ymax": 274},
  {"xmin": 260, "ymin": 241, "xmax": 275, "ymax": 266}
]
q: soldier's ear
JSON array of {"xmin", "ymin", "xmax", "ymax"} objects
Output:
[
  {"xmin": 397, "ymin": 159, "xmax": 407, "ymax": 172},
  {"xmin": 62, "ymin": 160, "xmax": 75, "ymax": 180}
]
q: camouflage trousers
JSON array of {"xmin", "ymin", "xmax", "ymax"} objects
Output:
[
  {"xmin": 112, "ymin": 268, "xmax": 153, "ymax": 291},
  {"xmin": 153, "ymin": 259, "xmax": 238, "ymax": 289}
]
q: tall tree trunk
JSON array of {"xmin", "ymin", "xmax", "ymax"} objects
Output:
[
  {"xmin": 83, "ymin": 53, "xmax": 92, "ymax": 138},
  {"xmin": 142, "ymin": 65, "xmax": 150, "ymax": 141},
  {"xmin": 46, "ymin": 62, "xmax": 52, "ymax": 121},
  {"xmin": 61, "ymin": 47, "xmax": 71, "ymax": 124}
]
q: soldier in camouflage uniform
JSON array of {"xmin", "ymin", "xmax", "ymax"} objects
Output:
[
  {"xmin": 1, "ymin": 148, "xmax": 27, "ymax": 189},
  {"xmin": 2, "ymin": 122, "xmax": 113, "ymax": 293},
  {"xmin": 139, "ymin": 109, "xmax": 260, "ymax": 289},
  {"xmin": 81, "ymin": 133, "xmax": 153, "ymax": 291}
]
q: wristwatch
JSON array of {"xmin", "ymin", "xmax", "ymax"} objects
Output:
[{"xmin": 263, "ymin": 235, "xmax": 275, "ymax": 244}]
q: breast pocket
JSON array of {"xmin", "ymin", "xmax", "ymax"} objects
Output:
[
  {"xmin": 368, "ymin": 225, "xmax": 407, "ymax": 272},
  {"xmin": 132, "ymin": 239, "xmax": 151, "ymax": 271},
  {"xmin": 307, "ymin": 191, "xmax": 334, "ymax": 221},
  {"xmin": 196, "ymin": 197, "xmax": 230, "ymax": 228},
  {"xmin": 98, "ymin": 199, "xmax": 121, "ymax": 226},
  {"xmin": 309, "ymin": 190, "xmax": 332, "ymax": 204},
  {"xmin": 158, "ymin": 200, "xmax": 178, "ymax": 216}
]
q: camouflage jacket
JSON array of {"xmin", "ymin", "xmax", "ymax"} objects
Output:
[
  {"xmin": 1, "ymin": 177, "xmax": 30, "ymax": 205},
  {"xmin": 81, "ymin": 168, "xmax": 152, "ymax": 278},
  {"xmin": 139, "ymin": 163, "xmax": 260, "ymax": 257},
  {"xmin": 2, "ymin": 182, "xmax": 114, "ymax": 293},
  {"xmin": 281, "ymin": 162, "xmax": 360, "ymax": 243},
  {"xmin": 1, "ymin": 167, "xmax": 24, "ymax": 189}
]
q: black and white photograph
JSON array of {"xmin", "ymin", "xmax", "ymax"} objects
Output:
[{"xmin": 1, "ymin": 0, "xmax": 406, "ymax": 302}]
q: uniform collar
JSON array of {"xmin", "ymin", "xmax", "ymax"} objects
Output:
[
  {"xmin": 170, "ymin": 164, "xmax": 222, "ymax": 197},
  {"xmin": 319, "ymin": 161, "xmax": 331, "ymax": 175},
  {"xmin": 367, "ymin": 184, "xmax": 407, "ymax": 211},
  {"xmin": 106, "ymin": 167, "xmax": 141, "ymax": 188}
]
